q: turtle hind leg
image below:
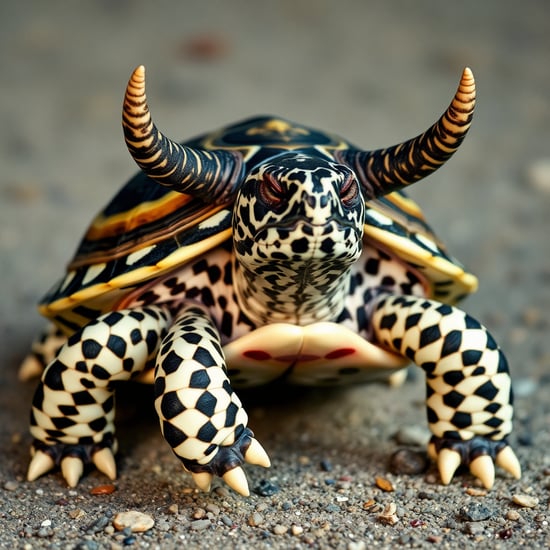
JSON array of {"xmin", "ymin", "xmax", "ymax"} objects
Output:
[
  {"xmin": 27, "ymin": 305, "xmax": 172, "ymax": 486},
  {"xmin": 154, "ymin": 303, "xmax": 270, "ymax": 496},
  {"xmin": 19, "ymin": 323, "xmax": 67, "ymax": 381},
  {"xmin": 370, "ymin": 293, "xmax": 520, "ymax": 489}
]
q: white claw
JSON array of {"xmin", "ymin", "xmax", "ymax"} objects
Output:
[
  {"xmin": 27, "ymin": 450, "xmax": 55, "ymax": 482},
  {"xmin": 92, "ymin": 447, "xmax": 117, "ymax": 481},
  {"xmin": 222, "ymin": 467, "xmax": 250, "ymax": 496},
  {"xmin": 244, "ymin": 438, "xmax": 271, "ymax": 468},
  {"xmin": 437, "ymin": 448, "xmax": 462, "ymax": 486},
  {"xmin": 191, "ymin": 471, "xmax": 213, "ymax": 493},
  {"xmin": 496, "ymin": 446, "xmax": 522, "ymax": 480},
  {"xmin": 18, "ymin": 355, "xmax": 44, "ymax": 381},
  {"xmin": 61, "ymin": 456, "xmax": 84, "ymax": 488},
  {"xmin": 469, "ymin": 455, "xmax": 495, "ymax": 489}
]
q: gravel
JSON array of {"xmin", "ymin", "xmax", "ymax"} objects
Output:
[{"xmin": 1, "ymin": 1, "xmax": 549, "ymax": 548}]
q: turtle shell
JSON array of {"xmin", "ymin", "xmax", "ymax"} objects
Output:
[{"xmin": 39, "ymin": 116, "xmax": 477, "ymax": 334}]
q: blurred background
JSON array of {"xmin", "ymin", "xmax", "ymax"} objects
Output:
[{"xmin": 0, "ymin": 0, "xmax": 548, "ymax": 545}]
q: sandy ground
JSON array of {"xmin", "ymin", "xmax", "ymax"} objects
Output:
[{"xmin": 1, "ymin": 1, "xmax": 549, "ymax": 548}]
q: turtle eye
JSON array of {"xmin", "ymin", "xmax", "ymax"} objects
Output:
[
  {"xmin": 340, "ymin": 175, "xmax": 360, "ymax": 207},
  {"xmin": 259, "ymin": 173, "xmax": 285, "ymax": 207}
]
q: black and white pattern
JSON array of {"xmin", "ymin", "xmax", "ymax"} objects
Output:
[{"xmin": 24, "ymin": 67, "xmax": 520, "ymax": 493}]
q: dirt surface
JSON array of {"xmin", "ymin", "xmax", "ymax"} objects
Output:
[{"xmin": 1, "ymin": 1, "xmax": 549, "ymax": 548}]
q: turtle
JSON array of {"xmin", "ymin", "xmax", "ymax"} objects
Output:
[{"xmin": 21, "ymin": 65, "xmax": 521, "ymax": 496}]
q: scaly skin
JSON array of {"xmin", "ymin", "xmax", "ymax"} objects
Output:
[{"xmin": 370, "ymin": 292, "xmax": 520, "ymax": 487}]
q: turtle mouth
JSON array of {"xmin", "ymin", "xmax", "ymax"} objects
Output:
[{"xmin": 254, "ymin": 217, "xmax": 359, "ymax": 241}]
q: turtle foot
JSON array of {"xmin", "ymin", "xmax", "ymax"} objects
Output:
[
  {"xmin": 27, "ymin": 436, "xmax": 118, "ymax": 487},
  {"xmin": 428, "ymin": 436, "xmax": 521, "ymax": 489},
  {"xmin": 183, "ymin": 428, "xmax": 270, "ymax": 496}
]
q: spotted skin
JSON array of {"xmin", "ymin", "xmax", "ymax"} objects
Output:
[
  {"xmin": 30, "ymin": 306, "xmax": 171, "ymax": 452},
  {"xmin": 154, "ymin": 303, "xmax": 250, "ymax": 475},
  {"xmin": 370, "ymin": 293, "xmax": 513, "ymax": 441},
  {"xmin": 24, "ymin": 66, "xmax": 521, "ymax": 493}
]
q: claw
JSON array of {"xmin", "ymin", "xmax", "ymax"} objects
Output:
[
  {"xmin": 61, "ymin": 456, "xmax": 84, "ymax": 487},
  {"xmin": 469, "ymin": 454, "xmax": 495, "ymax": 489},
  {"xmin": 244, "ymin": 438, "xmax": 271, "ymax": 468},
  {"xmin": 191, "ymin": 471, "xmax": 213, "ymax": 493},
  {"xmin": 27, "ymin": 450, "xmax": 55, "ymax": 482},
  {"xmin": 496, "ymin": 446, "xmax": 522, "ymax": 480},
  {"xmin": 437, "ymin": 448, "xmax": 462, "ymax": 485},
  {"xmin": 222, "ymin": 466, "xmax": 250, "ymax": 496},
  {"xmin": 19, "ymin": 355, "xmax": 44, "ymax": 381},
  {"xmin": 92, "ymin": 447, "xmax": 117, "ymax": 481}
]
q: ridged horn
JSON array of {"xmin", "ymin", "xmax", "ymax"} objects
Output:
[
  {"xmin": 337, "ymin": 67, "xmax": 476, "ymax": 199},
  {"xmin": 123, "ymin": 65, "xmax": 243, "ymax": 203}
]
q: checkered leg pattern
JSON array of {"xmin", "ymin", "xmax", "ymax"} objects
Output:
[
  {"xmin": 154, "ymin": 303, "xmax": 269, "ymax": 495},
  {"xmin": 369, "ymin": 293, "xmax": 520, "ymax": 488},
  {"xmin": 28, "ymin": 305, "xmax": 171, "ymax": 485}
]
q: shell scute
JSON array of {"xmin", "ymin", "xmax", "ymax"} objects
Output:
[{"xmin": 40, "ymin": 115, "xmax": 476, "ymax": 326}]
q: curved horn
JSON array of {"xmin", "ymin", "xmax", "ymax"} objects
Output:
[
  {"xmin": 122, "ymin": 65, "xmax": 242, "ymax": 203},
  {"xmin": 337, "ymin": 68, "xmax": 476, "ymax": 199}
]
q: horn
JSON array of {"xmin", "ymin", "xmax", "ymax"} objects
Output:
[
  {"xmin": 337, "ymin": 67, "xmax": 476, "ymax": 199},
  {"xmin": 122, "ymin": 65, "xmax": 242, "ymax": 203}
]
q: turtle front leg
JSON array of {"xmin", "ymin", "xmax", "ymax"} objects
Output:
[
  {"xmin": 370, "ymin": 293, "xmax": 521, "ymax": 489},
  {"xmin": 154, "ymin": 303, "xmax": 270, "ymax": 496},
  {"xmin": 27, "ymin": 305, "xmax": 172, "ymax": 486}
]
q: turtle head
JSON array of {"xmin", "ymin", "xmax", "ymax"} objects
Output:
[{"xmin": 232, "ymin": 151, "xmax": 365, "ymax": 271}]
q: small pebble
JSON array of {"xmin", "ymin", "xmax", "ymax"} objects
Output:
[
  {"xmin": 291, "ymin": 524, "xmax": 303, "ymax": 536},
  {"xmin": 272, "ymin": 524, "xmax": 288, "ymax": 535},
  {"xmin": 463, "ymin": 522, "xmax": 485, "ymax": 536},
  {"xmin": 320, "ymin": 459, "xmax": 333, "ymax": 472},
  {"xmin": 253, "ymin": 479, "xmax": 280, "ymax": 496},
  {"xmin": 84, "ymin": 515, "xmax": 111, "ymax": 534},
  {"xmin": 377, "ymin": 502, "xmax": 399, "ymax": 525},
  {"xmin": 363, "ymin": 499, "xmax": 376, "ymax": 510},
  {"xmin": 90, "ymin": 484, "xmax": 116, "ymax": 495},
  {"xmin": 512, "ymin": 494, "xmax": 539, "ymax": 508},
  {"xmin": 3, "ymin": 480, "xmax": 18, "ymax": 491},
  {"xmin": 460, "ymin": 503, "xmax": 494, "ymax": 522},
  {"xmin": 220, "ymin": 515, "xmax": 234, "ymax": 527},
  {"xmin": 206, "ymin": 503, "xmax": 220, "ymax": 515},
  {"xmin": 498, "ymin": 528, "xmax": 513, "ymax": 539},
  {"xmin": 248, "ymin": 512, "xmax": 264, "ymax": 527},
  {"xmin": 167, "ymin": 504, "xmax": 179, "ymax": 515},
  {"xmin": 409, "ymin": 519, "xmax": 425, "ymax": 527},
  {"xmin": 389, "ymin": 448, "xmax": 427, "ymax": 475},
  {"xmin": 506, "ymin": 510, "xmax": 521, "ymax": 521},
  {"xmin": 375, "ymin": 476, "xmax": 394, "ymax": 492},
  {"xmin": 113, "ymin": 511, "xmax": 154, "ymax": 533},
  {"xmin": 189, "ymin": 519, "xmax": 212, "ymax": 531},
  {"xmin": 69, "ymin": 509, "xmax": 86, "ymax": 519},
  {"xmin": 193, "ymin": 508, "xmax": 206, "ymax": 519},
  {"xmin": 348, "ymin": 542, "xmax": 367, "ymax": 550}
]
